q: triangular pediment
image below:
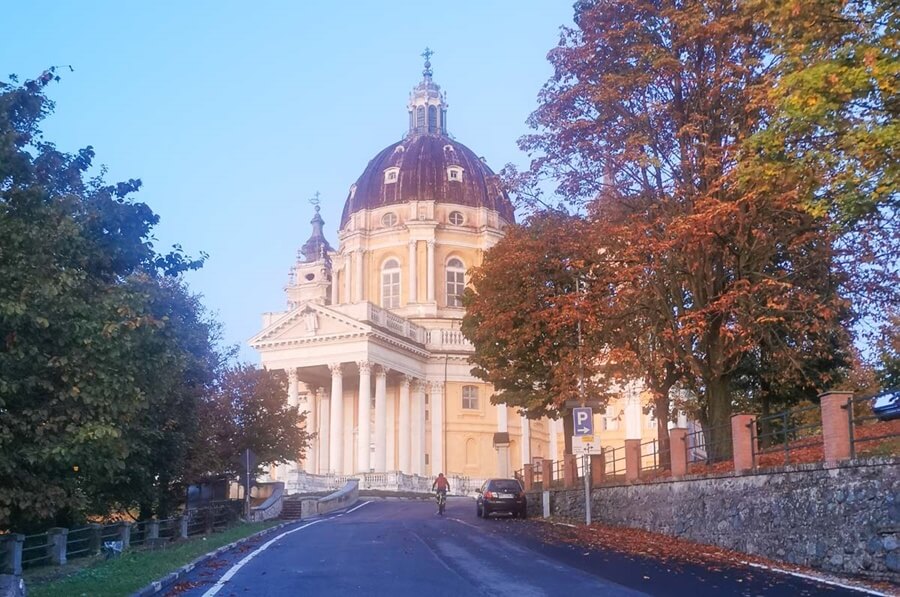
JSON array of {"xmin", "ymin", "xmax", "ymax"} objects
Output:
[{"xmin": 250, "ymin": 303, "xmax": 371, "ymax": 347}]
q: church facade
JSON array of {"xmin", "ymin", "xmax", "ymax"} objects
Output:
[{"xmin": 251, "ymin": 56, "xmax": 671, "ymax": 480}]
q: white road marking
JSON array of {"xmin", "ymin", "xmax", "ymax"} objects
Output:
[
  {"xmin": 346, "ymin": 500, "xmax": 371, "ymax": 514},
  {"xmin": 200, "ymin": 519, "xmax": 325, "ymax": 597},
  {"xmin": 742, "ymin": 561, "xmax": 891, "ymax": 596},
  {"xmin": 449, "ymin": 517, "xmax": 481, "ymax": 530}
]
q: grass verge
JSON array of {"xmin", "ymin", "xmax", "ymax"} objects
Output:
[{"xmin": 26, "ymin": 520, "xmax": 280, "ymax": 597}]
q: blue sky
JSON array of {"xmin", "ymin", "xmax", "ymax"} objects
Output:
[{"xmin": 2, "ymin": 1, "xmax": 574, "ymax": 360}]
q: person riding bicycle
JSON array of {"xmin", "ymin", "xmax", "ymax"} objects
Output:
[{"xmin": 432, "ymin": 473, "xmax": 450, "ymax": 512}]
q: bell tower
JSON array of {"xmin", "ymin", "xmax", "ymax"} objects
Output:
[{"xmin": 287, "ymin": 195, "xmax": 334, "ymax": 308}]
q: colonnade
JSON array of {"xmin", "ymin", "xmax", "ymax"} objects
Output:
[{"xmin": 287, "ymin": 363, "xmax": 435, "ymax": 475}]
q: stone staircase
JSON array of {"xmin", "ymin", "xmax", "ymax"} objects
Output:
[{"xmin": 280, "ymin": 499, "xmax": 304, "ymax": 520}]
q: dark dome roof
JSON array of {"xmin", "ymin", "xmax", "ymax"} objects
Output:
[{"xmin": 340, "ymin": 134, "xmax": 515, "ymax": 228}]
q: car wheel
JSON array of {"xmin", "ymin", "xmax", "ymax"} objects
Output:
[
  {"xmin": 519, "ymin": 508, "xmax": 527, "ymax": 519},
  {"xmin": 483, "ymin": 506, "xmax": 490, "ymax": 519},
  {"xmin": 476, "ymin": 503, "xmax": 482, "ymax": 518}
]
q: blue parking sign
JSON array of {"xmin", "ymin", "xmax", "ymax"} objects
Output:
[{"xmin": 573, "ymin": 407, "xmax": 594, "ymax": 436}]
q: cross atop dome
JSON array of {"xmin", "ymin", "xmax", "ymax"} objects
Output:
[
  {"xmin": 408, "ymin": 48, "xmax": 447, "ymax": 137},
  {"xmin": 421, "ymin": 47, "xmax": 434, "ymax": 78}
]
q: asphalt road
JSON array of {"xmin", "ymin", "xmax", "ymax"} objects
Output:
[{"xmin": 167, "ymin": 498, "xmax": 882, "ymax": 597}]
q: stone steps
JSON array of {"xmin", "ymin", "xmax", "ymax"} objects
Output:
[{"xmin": 280, "ymin": 500, "xmax": 304, "ymax": 520}]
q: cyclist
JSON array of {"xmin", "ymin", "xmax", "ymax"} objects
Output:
[{"xmin": 432, "ymin": 473, "xmax": 450, "ymax": 514}]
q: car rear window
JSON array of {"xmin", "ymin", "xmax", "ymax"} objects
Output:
[{"xmin": 488, "ymin": 480, "xmax": 521, "ymax": 492}]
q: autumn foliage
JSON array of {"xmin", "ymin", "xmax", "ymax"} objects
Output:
[{"xmin": 464, "ymin": 0, "xmax": 896, "ymax": 456}]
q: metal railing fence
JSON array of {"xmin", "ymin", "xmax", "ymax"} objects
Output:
[{"xmin": 751, "ymin": 402, "xmax": 823, "ymax": 469}]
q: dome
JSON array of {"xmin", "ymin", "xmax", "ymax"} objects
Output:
[{"xmin": 340, "ymin": 135, "xmax": 516, "ymax": 228}]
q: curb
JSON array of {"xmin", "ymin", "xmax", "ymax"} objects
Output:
[{"xmin": 130, "ymin": 520, "xmax": 301, "ymax": 597}]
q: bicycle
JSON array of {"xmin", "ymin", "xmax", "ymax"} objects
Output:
[{"xmin": 436, "ymin": 490, "xmax": 447, "ymax": 515}]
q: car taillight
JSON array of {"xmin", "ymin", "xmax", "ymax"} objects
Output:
[{"xmin": 484, "ymin": 491, "xmax": 493, "ymax": 499}]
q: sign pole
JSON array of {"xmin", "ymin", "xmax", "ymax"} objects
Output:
[{"xmin": 584, "ymin": 454, "xmax": 591, "ymax": 525}]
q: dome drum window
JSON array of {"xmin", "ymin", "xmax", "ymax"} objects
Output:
[
  {"xmin": 381, "ymin": 212, "xmax": 398, "ymax": 227},
  {"xmin": 448, "ymin": 211, "xmax": 464, "ymax": 226},
  {"xmin": 384, "ymin": 167, "xmax": 400, "ymax": 184}
]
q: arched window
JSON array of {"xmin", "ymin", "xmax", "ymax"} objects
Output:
[
  {"xmin": 446, "ymin": 257, "xmax": 465, "ymax": 307},
  {"xmin": 428, "ymin": 105, "xmax": 437, "ymax": 133},
  {"xmin": 382, "ymin": 258, "xmax": 401, "ymax": 309},
  {"xmin": 416, "ymin": 106, "xmax": 425, "ymax": 131},
  {"xmin": 462, "ymin": 385, "xmax": 479, "ymax": 410}
]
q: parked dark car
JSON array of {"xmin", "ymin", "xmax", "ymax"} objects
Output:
[
  {"xmin": 872, "ymin": 390, "xmax": 900, "ymax": 421},
  {"xmin": 476, "ymin": 478, "xmax": 527, "ymax": 519}
]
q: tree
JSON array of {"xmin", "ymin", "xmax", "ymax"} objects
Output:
[
  {"xmin": 185, "ymin": 365, "xmax": 310, "ymax": 483},
  {"xmin": 0, "ymin": 71, "xmax": 204, "ymax": 529},
  {"xmin": 462, "ymin": 212, "xmax": 612, "ymax": 452},
  {"xmin": 511, "ymin": 0, "xmax": 858, "ymax": 457}
]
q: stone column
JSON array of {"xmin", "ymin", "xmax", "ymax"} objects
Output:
[
  {"xmin": 374, "ymin": 366, "xmax": 388, "ymax": 472},
  {"xmin": 331, "ymin": 267, "xmax": 339, "ymax": 305},
  {"xmin": 820, "ymin": 391, "xmax": 853, "ymax": 463},
  {"xmin": 329, "ymin": 363, "xmax": 344, "ymax": 474},
  {"xmin": 0, "ymin": 533, "xmax": 24, "ymax": 575},
  {"xmin": 549, "ymin": 417, "xmax": 559, "ymax": 462},
  {"xmin": 319, "ymin": 390, "xmax": 330, "ymax": 473},
  {"xmin": 306, "ymin": 387, "xmax": 319, "ymax": 474},
  {"xmin": 426, "ymin": 240, "xmax": 435, "ymax": 302},
  {"xmin": 408, "ymin": 240, "xmax": 418, "ymax": 304},
  {"xmin": 496, "ymin": 404, "xmax": 509, "ymax": 477},
  {"xmin": 47, "ymin": 528, "xmax": 68, "ymax": 565},
  {"xmin": 413, "ymin": 379, "xmax": 427, "ymax": 475},
  {"xmin": 343, "ymin": 255, "xmax": 351, "ymax": 304},
  {"xmin": 287, "ymin": 369, "xmax": 299, "ymax": 407},
  {"xmin": 625, "ymin": 386, "xmax": 642, "ymax": 441},
  {"xmin": 355, "ymin": 249, "xmax": 365, "ymax": 302},
  {"xmin": 430, "ymin": 381, "xmax": 444, "ymax": 474},
  {"xmin": 399, "ymin": 376, "xmax": 411, "ymax": 473},
  {"xmin": 357, "ymin": 362, "xmax": 372, "ymax": 473},
  {"xmin": 520, "ymin": 414, "xmax": 532, "ymax": 469}
]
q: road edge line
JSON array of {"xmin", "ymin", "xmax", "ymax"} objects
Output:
[
  {"xmin": 130, "ymin": 520, "xmax": 298, "ymax": 597},
  {"xmin": 740, "ymin": 561, "xmax": 893, "ymax": 596}
]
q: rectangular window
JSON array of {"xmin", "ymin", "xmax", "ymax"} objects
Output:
[
  {"xmin": 383, "ymin": 271, "xmax": 400, "ymax": 309},
  {"xmin": 447, "ymin": 270, "xmax": 465, "ymax": 307},
  {"xmin": 462, "ymin": 385, "xmax": 479, "ymax": 410}
]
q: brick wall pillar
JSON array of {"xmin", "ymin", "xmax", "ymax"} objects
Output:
[
  {"xmin": 625, "ymin": 439, "xmax": 641, "ymax": 481},
  {"xmin": 0, "ymin": 534, "xmax": 24, "ymax": 575},
  {"xmin": 523, "ymin": 463, "xmax": 534, "ymax": 491},
  {"xmin": 591, "ymin": 452, "xmax": 606, "ymax": 486},
  {"xmin": 820, "ymin": 391, "xmax": 854, "ymax": 463},
  {"xmin": 731, "ymin": 414, "xmax": 757, "ymax": 472},
  {"xmin": 563, "ymin": 454, "xmax": 577, "ymax": 488},
  {"xmin": 47, "ymin": 528, "xmax": 68, "ymax": 566},
  {"xmin": 542, "ymin": 458, "xmax": 554, "ymax": 488},
  {"xmin": 669, "ymin": 428, "xmax": 688, "ymax": 478}
]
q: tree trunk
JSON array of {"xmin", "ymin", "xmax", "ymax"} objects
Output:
[
  {"xmin": 563, "ymin": 410, "xmax": 574, "ymax": 455},
  {"xmin": 654, "ymin": 393, "xmax": 672, "ymax": 470},
  {"xmin": 706, "ymin": 375, "xmax": 733, "ymax": 461}
]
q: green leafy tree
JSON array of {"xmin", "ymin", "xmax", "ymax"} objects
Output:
[{"xmin": 0, "ymin": 71, "xmax": 204, "ymax": 529}]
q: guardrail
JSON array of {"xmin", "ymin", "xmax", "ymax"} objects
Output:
[
  {"xmin": 751, "ymin": 402, "xmax": 823, "ymax": 469},
  {"xmin": 0, "ymin": 503, "xmax": 243, "ymax": 575}
]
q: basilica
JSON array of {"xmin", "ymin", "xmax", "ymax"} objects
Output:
[{"xmin": 250, "ymin": 55, "xmax": 669, "ymax": 480}]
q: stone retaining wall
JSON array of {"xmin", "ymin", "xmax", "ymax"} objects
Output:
[
  {"xmin": 316, "ymin": 480, "xmax": 359, "ymax": 515},
  {"xmin": 529, "ymin": 458, "xmax": 899, "ymax": 582}
]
